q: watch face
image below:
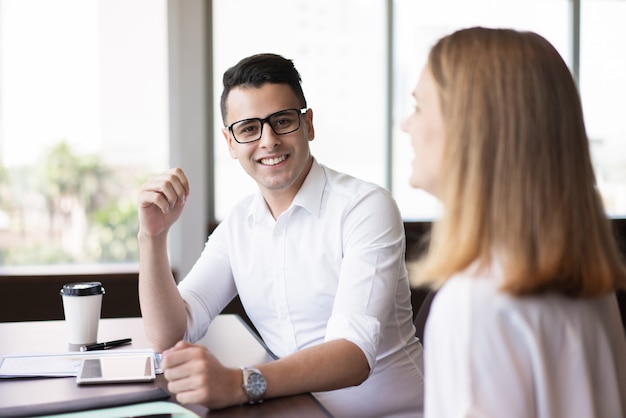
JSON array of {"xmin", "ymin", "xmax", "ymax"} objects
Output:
[{"xmin": 247, "ymin": 372, "xmax": 267, "ymax": 397}]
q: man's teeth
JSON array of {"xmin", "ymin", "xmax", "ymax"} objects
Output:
[{"xmin": 261, "ymin": 155, "xmax": 286, "ymax": 165}]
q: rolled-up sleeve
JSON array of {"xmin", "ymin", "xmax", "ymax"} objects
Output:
[
  {"xmin": 324, "ymin": 185, "xmax": 406, "ymax": 371},
  {"xmin": 325, "ymin": 312, "xmax": 382, "ymax": 370}
]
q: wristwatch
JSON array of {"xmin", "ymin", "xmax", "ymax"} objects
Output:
[{"xmin": 241, "ymin": 366, "xmax": 267, "ymax": 404}]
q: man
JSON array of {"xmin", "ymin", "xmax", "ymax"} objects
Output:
[{"xmin": 137, "ymin": 53, "xmax": 424, "ymax": 417}]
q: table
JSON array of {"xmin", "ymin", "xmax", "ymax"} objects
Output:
[{"xmin": 0, "ymin": 315, "xmax": 331, "ymax": 417}]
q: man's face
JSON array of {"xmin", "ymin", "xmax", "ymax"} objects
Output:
[{"xmin": 222, "ymin": 83, "xmax": 315, "ymax": 201}]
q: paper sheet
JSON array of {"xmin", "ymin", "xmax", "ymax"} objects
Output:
[
  {"xmin": 0, "ymin": 349, "xmax": 162, "ymax": 378},
  {"xmin": 31, "ymin": 401, "xmax": 200, "ymax": 418}
]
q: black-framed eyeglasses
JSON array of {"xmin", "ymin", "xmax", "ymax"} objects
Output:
[{"xmin": 227, "ymin": 108, "xmax": 308, "ymax": 144}]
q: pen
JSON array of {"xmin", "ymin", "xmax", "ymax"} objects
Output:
[{"xmin": 80, "ymin": 338, "xmax": 132, "ymax": 352}]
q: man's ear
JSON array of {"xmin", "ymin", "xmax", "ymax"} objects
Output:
[
  {"xmin": 222, "ymin": 128, "xmax": 238, "ymax": 159},
  {"xmin": 305, "ymin": 108, "xmax": 315, "ymax": 141}
]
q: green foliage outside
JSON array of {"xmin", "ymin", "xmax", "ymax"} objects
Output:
[{"xmin": 0, "ymin": 141, "xmax": 146, "ymax": 265}]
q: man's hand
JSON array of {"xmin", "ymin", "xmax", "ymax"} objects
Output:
[
  {"xmin": 137, "ymin": 168, "xmax": 190, "ymax": 238},
  {"xmin": 161, "ymin": 341, "xmax": 246, "ymax": 409}
]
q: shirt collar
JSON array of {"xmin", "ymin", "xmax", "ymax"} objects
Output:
[
  {"xmin": 247, "ymin": 158, "xmax": 325, "ymax": 225},
  {"xmin": 292, "ymin": 158, "xmax": 325, "ymax": 219}
]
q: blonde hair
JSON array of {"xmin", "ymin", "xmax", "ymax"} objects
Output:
[{"xmin": 413, "ymin": 27, "xmax": 626, "ymax": 297}]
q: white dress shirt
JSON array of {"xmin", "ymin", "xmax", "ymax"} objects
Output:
[
  {"xmin": 178, "ymin": 159, "xmax": 424, "ymax": 418},
  {"xmin": 424, "ymin": 262, "xmax": 626, "ymax": 418}
]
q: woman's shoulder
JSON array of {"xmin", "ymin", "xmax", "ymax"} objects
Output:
[
  {"xmin": 431, "ymin": 265, "xmax": 547, "ymax": 341},
  {"xmin": 435, "ymin": 265, "xmax": 622, "ymax": 340}
]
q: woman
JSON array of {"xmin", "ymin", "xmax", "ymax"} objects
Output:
[{"xmin": 403, "ymin": 27, "xmax": 626, "ymax": 417}]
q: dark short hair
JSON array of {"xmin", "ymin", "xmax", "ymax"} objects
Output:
[{"xmin": 220, "ymin": 53, "xmax": 307, "ymax": 125}]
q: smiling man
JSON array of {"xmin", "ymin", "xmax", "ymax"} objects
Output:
[{"xmin": 137, "ymin": 53, "xmax": 424, "ymax": 417}]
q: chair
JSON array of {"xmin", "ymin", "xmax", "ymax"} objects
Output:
[{"xmin": 413, "ymin": 289, "xmax": 437, "ymax": 347}]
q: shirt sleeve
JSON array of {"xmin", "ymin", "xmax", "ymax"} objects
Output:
[
  {"xmin": 324, "ymin": 185, "xmax": 407, "ymax": 371},
  {"xmin": 177, "ymin": 220, "xmax": 238, "ymax": 343}
]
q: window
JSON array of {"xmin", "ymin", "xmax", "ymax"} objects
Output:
[
  {"xmin": 212, "ymin": 0, "xmax": 387, "ymax": 218},
  {"xmin": 580, "ymin": 0, "xmax": 626, "ymax": 216},
  {"xmin": 392, "ymin": 0, "xmax": 570, "ymax": 219},
  {"xmin": 1, "ymin": 1, "xmax": 624, "ymax": 274},
  {"xmin": 0, "ymin": 0, "xmax": 169, "ymax": 265},
  {"xmin": 213, "ymin": 0, "xmax": 625, "ymax": 223}
]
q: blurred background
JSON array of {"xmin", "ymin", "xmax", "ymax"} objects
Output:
[{"xmin": 0, "ymin": 0, "xmax": 623, "ymax": 277}]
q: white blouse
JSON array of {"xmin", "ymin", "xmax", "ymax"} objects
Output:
[{"xmin": 424, "ymin": 264, "xmax": 626, "ymax": 418}]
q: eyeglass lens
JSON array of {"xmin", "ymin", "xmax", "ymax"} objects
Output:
[{"xmin": 231, "ymin": 109, "xmax": 302, "ymax": 143}]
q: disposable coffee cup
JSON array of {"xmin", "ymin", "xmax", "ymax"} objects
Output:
[{"xmin": 60, "ymin": 282, "xmax": 105, "ymax": 350}]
